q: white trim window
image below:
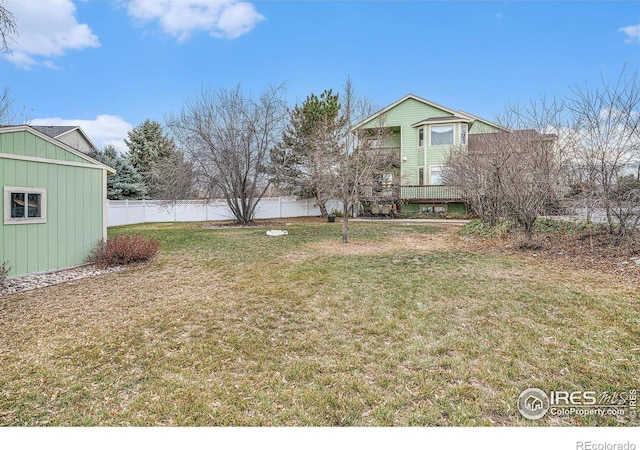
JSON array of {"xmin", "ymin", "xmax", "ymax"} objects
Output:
[
  {"xmin": 430, "ymin": 125, "xmax": 454, "ymax": 146},
  {"xmin": 418, "ymin": 128, "xmax": 425, "ymax": 147},
  {"xmin": 460, "ymin": 124, "xmax": 468, "ymax": 145},
  {"xmin": 4, "ymin": 187, "xmax": 47, "ymax": 224}
]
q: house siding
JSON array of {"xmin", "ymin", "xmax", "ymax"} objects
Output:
[
  {"xmin": 0, "ymin": 130, "xmax": 106, "ymax": 277},
  {"xmin": 360, "ymin": 98, "xmax": 457, "ymax": 185},
  {"xmin": 56, "ymin": 130, "xmax": 94, "ymax": 155},
  {"xmin": 360, "ymin": 97, "xmax": 503, "ymax": 186}
]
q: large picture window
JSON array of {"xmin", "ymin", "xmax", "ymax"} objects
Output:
[
  {"xmin": 4, "ymin": 187, "xmax": 47, "ymax": 224},
  {"xmin": 430, "ymin": 125, "xmax": 454, "ymax": 146}
]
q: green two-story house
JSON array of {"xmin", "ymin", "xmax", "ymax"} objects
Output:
[{"xmin": 353, "ymin": 94, "xmax": 504, "ymax": 214}]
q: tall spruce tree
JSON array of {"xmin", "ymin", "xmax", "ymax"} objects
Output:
[
  {"xmin": 125, "ymin": 119, "xmax": 177, "ymax": 196},
  {"xmin": 271, "ymin": 90, "xmax": 343, "ymax": 216},
  {"xmin": 89, "ymin": 145, "xmax": 147, "ymax": 200}
]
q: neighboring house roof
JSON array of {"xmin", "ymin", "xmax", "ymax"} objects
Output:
[
  {"xmin": 30, "ymin": 125, "xmax": 100, "ymax": 155},
  {"xmin": 468, "ymin": 129, "xmax": 556, "ymax": 153},
  {"xmin": 31, "ymin": 125, "xmax": 78, "ymax": 139},
  {"xmin": 0, "ymin": 125, "xmax": 115, "ymax": 175}
]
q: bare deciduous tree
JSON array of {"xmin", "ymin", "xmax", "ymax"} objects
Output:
[
  {"xmin": 565, "ymin": 69, "xmax": 640, "ymax": 234},
  {"xmin": 148, "ymin": 150, "xmax": 198, "ymax": 201},
  {"xmin": 335, "ymin": 79, "xmax": 389, "ymax": 243},
  {"xmin": 446, "ymin": 97, "xmax": 569, "ymax": 240},
  {"xmin": 0, "ymin": 86, "xmax": 13, "ymax": 123},
  {"xmin": 0, "ymin": 0, "xmax": 16, "ymax": 53},
  {"xmin": 167, "ymin": 85, "xmax": 287, "ymax": 224}
]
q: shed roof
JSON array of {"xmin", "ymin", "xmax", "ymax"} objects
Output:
[{"xmin": 0, "ymin": 125, "xmax": 115, "ymax": 175}]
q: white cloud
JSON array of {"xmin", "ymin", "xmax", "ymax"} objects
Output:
[
  {"xmin": 3, "ymin": 0, "xmax": 100, "ymax": 69},
  {"xmin": 620, "ymin": 24, "xmax": 640, "ymax": 43},
  {"xmin": 30, "ymin": 115, "xmax": 133, "ymax": 153},
  {"xmin": 126, "ymin": 0, "xmax": 264, "ymax": 41}
]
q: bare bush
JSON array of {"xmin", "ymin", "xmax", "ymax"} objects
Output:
[
  {"xmin": 86, "ymin": 235, "xmax": 160, "ymax": 268},
  {"xmin": 447, "ymin": 98, "xmax": 569, "ymax": 240},
  {"xmin": 0, "ymin": 261, "xmax": 10, "ymax": 285}
]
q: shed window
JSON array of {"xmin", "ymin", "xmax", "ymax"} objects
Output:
[{"xmin": 4, "ymin": 188, "xmax": 47, "ymax": 224}]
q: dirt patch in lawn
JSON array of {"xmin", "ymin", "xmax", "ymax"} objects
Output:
[{"xmin": 302, "ymin": 224, "xmax": 465, "ymax": 257}]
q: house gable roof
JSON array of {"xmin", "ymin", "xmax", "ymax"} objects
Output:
[
  {"xmin": 0, "ymin": 125, "xmax": 115, "ymax": 175},
  {"xmin": 353, "ymin": 94, "xmax": 506, "ymax": 132},
  {"xmin": 353, "ymin": 94, "xmax": 461, "ymax": 130}
]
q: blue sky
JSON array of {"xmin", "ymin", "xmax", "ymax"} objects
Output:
[{"xmin": 1, "ymin": 0, "xmax": 640, "ymax": 151}]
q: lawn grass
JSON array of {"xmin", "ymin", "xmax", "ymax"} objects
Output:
[{"xmin": 0, "ymin": 220, "xmax": 638, "ymax": 426}]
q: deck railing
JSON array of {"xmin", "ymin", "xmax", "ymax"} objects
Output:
[
  {"xmin": 360, "ymin": 185, "xmax": 462, "ymax": 202},
  {"xmin": 374, "ymin": 146, "xmax": 401, "ymax": 160},
  {"xmin": 400, "ymin": 185, "xmax": 461, "ymax": 201}
]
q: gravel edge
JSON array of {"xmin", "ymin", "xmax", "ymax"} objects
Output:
[{"xmin": 0, "ymin": 265, "xmax": 126, "ymax": 297}]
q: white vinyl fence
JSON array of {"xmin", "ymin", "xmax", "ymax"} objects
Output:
[{"xmin": 107, "ymin": 197, "xmax": 343, "ymax": 227}]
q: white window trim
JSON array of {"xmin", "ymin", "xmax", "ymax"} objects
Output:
[
  {"xmin": 418, "ymin": 127, "xmax": 425, "ymax": 148},
  {"xmin": 3, "ymin": 187, "xmax": 47, "ymax": 224},
  {"xmin": 429, "ymin": 124, "xmax": 454, "ymax": 146},
  {"xmin": 460, "ymin": 123, "xmax": 468, "ymax": 145}
]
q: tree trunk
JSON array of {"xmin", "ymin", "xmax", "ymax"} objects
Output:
[
  {"xmin": 341, "ymin": 202, "xmax": 349, "ymax": 244},
  {"xmin": 524, "ymin": 226, "xmax": 533, "ymax": 241},
  {"xmin": 317, "ymin": 193, "xmax": 328, "ymax": 217}
]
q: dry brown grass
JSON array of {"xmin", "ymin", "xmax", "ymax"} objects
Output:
[{"xmin": 0, "ymin": 221, "xmax": 637, "ymax": 426}]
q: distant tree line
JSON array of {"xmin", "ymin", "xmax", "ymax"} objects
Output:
[
  {"xmin": 89, "ymin": 119, "xmax": 197, "ymax": 202},
  {"xmin": 165, "ymin": 79, "xmax": 388, "ymax": 243}
]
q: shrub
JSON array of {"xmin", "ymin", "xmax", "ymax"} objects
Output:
[
  {"xmin": 534, "ymin": 217, "xmax": 573, "ymax": 234},
  {"xmin": 86, "ymin": 235, "xmax": 160, "ymax": 268},
  {"xmin": 0, "ymin": 261, "xmax": 10, "ymax": 285},
  {"xmin": 459, "ymin": 219, "xmax": 515, "ymax": 237}
]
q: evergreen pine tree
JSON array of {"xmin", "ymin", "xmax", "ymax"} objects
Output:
[
  {"xmin": 89, "ymin": 145, "xmax": 147, "ymax": 200},
  {"xmin": 125, "ymin": 119, "xmax": 177, "ymax": 195}
]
